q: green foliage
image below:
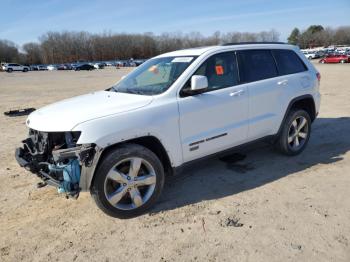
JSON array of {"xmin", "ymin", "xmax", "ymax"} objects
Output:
[
  {"xmin": 288, "ymin": 28, "xmax": 300, "ymax": 45},
  {"xmin": 306, "ymin": 25, "xmax": 324, "ymax": 34}
]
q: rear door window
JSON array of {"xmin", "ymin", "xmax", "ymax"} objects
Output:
[
  {"xmin": 272, "ymin": 49, "xmax": 307, "ymax": 75},
  {"xmin": 237, "ymin": 50, "xmax": 278, "ymax": 83}
]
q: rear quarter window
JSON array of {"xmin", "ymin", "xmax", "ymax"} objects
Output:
[
  {"xmin": 237, "ymin": 50, "xmax": 278, "ymax": 83},
  {"xmin": 272, "ymin": 49, "xmax": 307, "ymax": 75}
]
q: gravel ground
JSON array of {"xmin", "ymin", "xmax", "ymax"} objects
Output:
[{"xmin": 0, "ymin": 64, "xmax": 349, "ymax": 262}]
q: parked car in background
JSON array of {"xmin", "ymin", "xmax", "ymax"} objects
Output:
[
  {"xmin": 93, "ymin": 63, "xmax": 105, "ymax": 69},
  {"xmin": 134, "ymin": 59, "xmax": 147, "ymax": 66},
  {"xmin": 30, "ymin": 65, "xmax": 39, "ymax": 71},
  {"xmin": 38, "ymin": 65, "xmax": 48, "ymax": 70},
  {"xmin": 115, "ymin": 60, "xmax": 138, "ymax": 68},
  {"xmin": 57, "ymin": 64, "xmax": 73, "ymax": 70},
  {"xmin": 30, "ymin": 64, "xmax": 48, "ymax": 71},
  {"xmin": 315, "ymin": 51, "xmax": 325, "ymax": 58},
  {"xmin": 319, "ymin": 54, "xmax": 350, "ymax": 64},
  {"xmin": 302, "ymin": 51, "xmax": 316, "ymax": 60},
  {"xmin": 74, "ymin": 64, "xmax": 95, "ymax": 71},
  {"xmin": 3, "ymin": 63, "xmax": 30, "ymax": 72},
  {"xmin": 105, "ymin": 61, "xmax": 114, "ymax": 66},
  {"xmin": 115, "ymin": 61, "xmax": 124, "ymax": 68},
  {"xmin": 47, "ymin": 64, "xmax": 58, "ymax": 71},
  {"xmin": 71, "ymin": 63, "xmax": 78, "ymax": 70}
]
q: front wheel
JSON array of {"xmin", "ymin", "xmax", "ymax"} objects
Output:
[
  {"xmin": 91, "ymin": 144, "xmax": 165, "ymax": 218},
  {"xmin": 340, "ymin": 60, "xmax": 346, "ymax": 64},
  {"xmin": 276, "ymin": 109, "xmax": 311, "ymax": 156}
]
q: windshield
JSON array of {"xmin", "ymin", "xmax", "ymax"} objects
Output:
[{"xmin": 111, "ymin": 56, "xmax": 197, "ymax": 95}]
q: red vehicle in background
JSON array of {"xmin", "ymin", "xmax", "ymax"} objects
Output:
[{"xmin": 319, "ymin": 54, "xmax": 349, "ymax": 64}]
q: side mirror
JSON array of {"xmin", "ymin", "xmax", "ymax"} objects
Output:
[{"xmin": 191, "ymin": 75, "xmax": 208, "ymax": 92}]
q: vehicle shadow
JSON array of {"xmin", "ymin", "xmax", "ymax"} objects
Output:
[{"xmin": 152, "ymin": 117, "xmax": 350, "ymax": 213}]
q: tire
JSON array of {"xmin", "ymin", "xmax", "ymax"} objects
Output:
[
  {"xmin": 276, "ymin": 109, "xmax": 311, "ymax": 156},
  {"xmin": 320, "ymin": 60, "xmax": 325, "ymax": 64},
  {"xmin": 340, "ymin": 60, "xmax": 345, "ymax": 64},
  {"xmin": 23, "ymin": 68, "xmax": 28, "ymax": 72},
  {"xmin": 91, "ymin": 144, "xmax": 165, "ymax": 218},
  {"xmin": 7, "ymin": 68, "xmax": 13, "ymax": 73}
]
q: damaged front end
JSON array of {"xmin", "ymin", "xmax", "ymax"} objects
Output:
[{"xmin": 15, "ymin": 129, "xmax": 96, "ymax": 198}]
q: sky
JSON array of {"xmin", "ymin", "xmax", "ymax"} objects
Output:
[{"xmin": 0, "ymin": 0, "xmax": 349, "ymax": 46}]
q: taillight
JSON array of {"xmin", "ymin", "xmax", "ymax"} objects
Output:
[{"xmin": 316, "ymin": 72, "xmax": 321, "ymax": 83}]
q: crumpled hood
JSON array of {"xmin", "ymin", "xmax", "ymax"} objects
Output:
[{"xmin": 27, "ymin": 91, "xmax": 153, "ymax": 132}]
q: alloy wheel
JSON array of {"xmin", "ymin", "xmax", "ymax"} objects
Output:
[
  {"xmin": 287, "ymin": 116, "xmax": 309, "ymax": 151},
  {"xmin": 104, "ymin": 157, "xmax": 156, "ymax": 210}
]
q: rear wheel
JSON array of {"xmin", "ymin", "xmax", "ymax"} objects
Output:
[
  {"xmin": 340, "ymin": 60, "xmax": 346, "ymax": 64},
  {"xmin": 91, "ymin": 144, "xmax": 165, "ymax": 218},
  {"xmin": 23, "ymin": 68, "xmax": 28, "ymax": 72},
  {"xmin": 276, "ymin": 109, "xmax": 311, "ymax": 155}
]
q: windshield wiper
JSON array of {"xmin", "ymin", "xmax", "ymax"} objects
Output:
[
  {"xmin": 125, "ymin": 88, "xmax": 145, "ymax": 95},
  {"xmin": 109, "ymin": 86, "xmax": 118, "ymax": 92}
]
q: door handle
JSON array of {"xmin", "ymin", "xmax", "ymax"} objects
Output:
[
  {"xmin": 230, "ymin": 90, "xmax": 245, "ymax": 97},
  {"xmin": 277, "ymin": 80, "xmax": 288, "ymax": 86}
]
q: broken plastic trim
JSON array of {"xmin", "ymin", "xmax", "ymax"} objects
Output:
[
  {"xmin": 51, "ymin": 144, "xmax": 95, "ymax": 165},
  {"xmin": 16, "ymin": 141, "xmax": 97, "ymax": 196},
  {"xmin": 4, "ymin": 108, "xmax": 35, "ymax": 117}
]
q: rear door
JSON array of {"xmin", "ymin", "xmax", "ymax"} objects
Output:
[
  {"xmin": 237, "ymin": 49, "xmax": 281, "ymax": 140},
  {"xmin": 237, "ymin": 49, "xmax": 311, "ymax": 140}
]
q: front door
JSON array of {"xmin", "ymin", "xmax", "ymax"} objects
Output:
[{"xmin": 178, "ymin": 52, "xmax": 249, "ymax": 162}]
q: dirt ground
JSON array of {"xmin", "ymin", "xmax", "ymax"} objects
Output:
[{"xmin": 0, "ymin": 63, "xmax": 349, "ymax": 262}]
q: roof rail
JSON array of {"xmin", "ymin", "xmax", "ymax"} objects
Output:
[{"xmin": 221, "ymin": 42, "xmax": 287, "ymax": 46}]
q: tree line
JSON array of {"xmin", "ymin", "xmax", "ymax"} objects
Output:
[
  {"xmin": 1, "ymin": 30, "xmax": 279, "ymax": 64},
  {"xmin": 288, "ymin": 25, "xmax": 350, "ymax": 49},
  {"xmin": 0, "ymin": 25, "xmax": 349, "ymax": 65}
]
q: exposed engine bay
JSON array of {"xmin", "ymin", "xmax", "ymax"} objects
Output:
[{"xmin": 15, "ymin": 129, "xmax": 95, "ymax": 198}]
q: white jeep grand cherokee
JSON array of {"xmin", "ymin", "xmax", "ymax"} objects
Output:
[{"xmin": 16, "ymin": 42, "xmax": 321, "ymax": 218}]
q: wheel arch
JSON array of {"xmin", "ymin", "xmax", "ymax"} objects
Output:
[
  {"xmin": 89, "ymin": 136, "xmax": 173, "ymax": 190},
  {"xmin": 277, "ymin": 95, "xmax": 316, "ymax": 135}
]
